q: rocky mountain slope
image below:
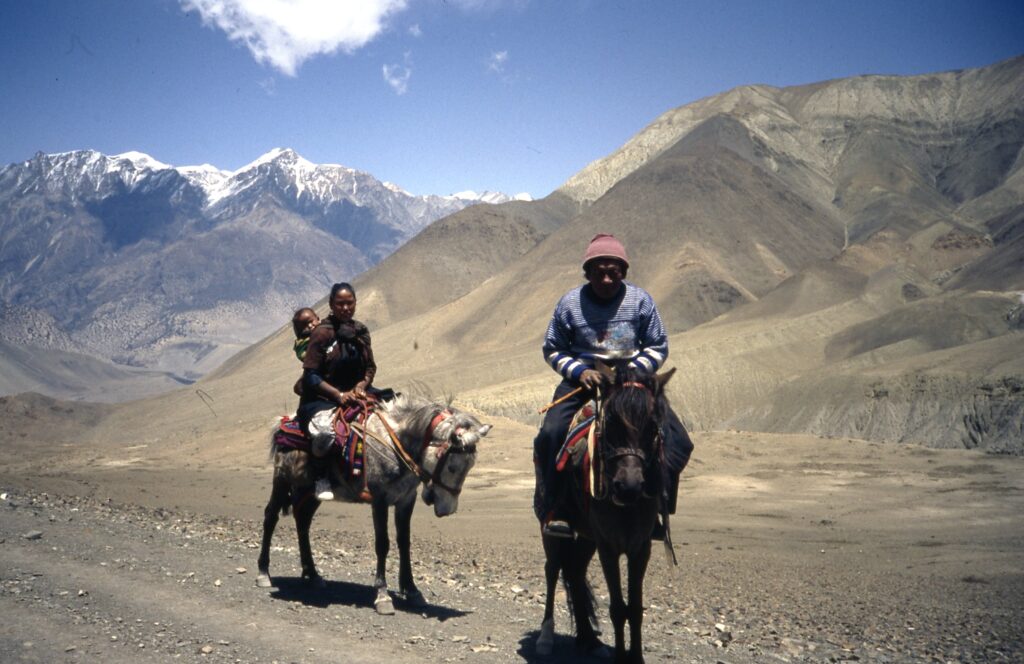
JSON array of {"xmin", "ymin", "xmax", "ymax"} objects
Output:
[
  {"xmin": 0, "ymin": 148, "xmax": 527, "ymax": 394},
  {"xmin": 187, "ymin": 56, "xmax": 1023, "ymax": 454},
  {"xmin": 3, "ymin": 56, "xmax": 1022, "ymax": 452}
]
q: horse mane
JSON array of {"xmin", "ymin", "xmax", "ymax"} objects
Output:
[
  {"xmin": 381, "ymin": 394, "xmax": 445, "ymax": 435},
  {"xmin": 604, "ymin": 367, "xmax": 665, "ymax": 438},
  {"xmin": 381, "ymin": 394, "xmax": 483, "ymax": 444}
]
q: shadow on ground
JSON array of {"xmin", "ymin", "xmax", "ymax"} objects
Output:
[
  {"xmin": 516, "ymin": 630, "xmax": 613, "ymax": 663},
  {"xmin": 268, "ymin": 577, "xmax": 469, "ymax": 620}
]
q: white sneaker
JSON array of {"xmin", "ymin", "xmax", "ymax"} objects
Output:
[{"xmin": 315, "ymin": 478, "xmax": 334, "ymax": 501}]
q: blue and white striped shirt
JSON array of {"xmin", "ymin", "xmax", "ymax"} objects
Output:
[{"xmin": 542, "ymin": 282, "xmax": 668, "ymax": 381}]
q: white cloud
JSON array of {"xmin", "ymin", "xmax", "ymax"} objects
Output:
[
  {"xmin": 182, "ymin": 0, "xmax": 408, "ymax": 76},
  {"xmin": 409, "ymin": 23, "xmax": 422, "ymax": 37},
  {"xmin": 488, "ymin": 50, "xmax": 508, "ymax": 73},
  {"xmin": 383, "ymin": 54, "xmax": 412, "ymax": 95}
]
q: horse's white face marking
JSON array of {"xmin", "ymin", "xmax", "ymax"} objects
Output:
[{"xmin": 421, "ymin": 421, "xmax": 489, "ymax": 517}]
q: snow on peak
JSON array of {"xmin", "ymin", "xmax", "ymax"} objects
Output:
[
  {"xmin": 112, "ymin": 151, "xmax": 171, "ymax": 171},
  {"xmin": 448, "ymin": 190, "xmax": 533, "ymax": 204},
  {"xmin": 237, "ymin": 147, "xmax": 314, "ymax": 174},
  {"xmin": 383, "ymin": 181, "xmax": 410, "ymax": 195}
]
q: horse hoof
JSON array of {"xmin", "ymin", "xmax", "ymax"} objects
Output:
[
  {"xmin": 578, "ymin": 639, "xmax": 612, "ymax": 659},
  {"xmin": 536, "ymin": 618, "xmax": 555, "ymax": 655},
  {"xmin": 404, "ymin": 589, "xmax": 427, "ymax": 607},
  {"xmin": 303, "ymin": 574, "xmax": 327, "ymax": 589},
  {"xmin": 374, "ymin": 596, "xmax": 395, "ymax": 615},
  {"xmin": 255, "ymin": 573, "xmax": 273, "ymax": 589}
]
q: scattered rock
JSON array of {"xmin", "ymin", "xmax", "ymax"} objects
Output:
[{"xmin": 22, "ymin": 530, "xmax": 43, "ymax": 540}]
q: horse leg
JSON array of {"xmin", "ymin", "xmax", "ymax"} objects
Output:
[
  {"xmin": 294, "ymin": 494, "xmax": 325, "ymax": 588},
  {"xmin": 256, "ymin": 479, "xmax": 289, "ymax": 588},
  {"xmin": 598, "ymin": 545, "xmax": 628, "ymax": 664},
  {"xmin": 625, "ymin": 543, "xmax": 652, "ymax": 664},
  {"xmin": 395, "ymin": 491, "xmax": 425, "ymax": 607},
  {"xmin": 371, "ymin": 498, "xmax": 395, "ymax": 615},
  {"xmin": 536, "ymin": 534, "xmax": 564, "ymax": 655}
]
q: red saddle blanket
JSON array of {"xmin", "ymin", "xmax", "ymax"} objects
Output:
[
  {"xmin": 273, "ymin": 406, "xmax": 368, "ymax": 479},
  {"xmin": 554, "ymin": 403, "xmax": 598, "ymax": 497}
]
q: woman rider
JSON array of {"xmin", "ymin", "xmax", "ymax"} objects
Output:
[{"xmin": 297, "ymin": 282, "xmax": 376, "ymax": 500}]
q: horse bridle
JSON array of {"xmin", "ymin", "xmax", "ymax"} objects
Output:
[
  {"xmin": 596, "ymin": 380, "xmax": 663, "ymax": 498},
  {"xmin": 421, "ymin": 410, "xmax": 477, "ymax": 497},
  {"xmin": 372, "ymin": 408, "xmax": 476, "ymax": 497}
]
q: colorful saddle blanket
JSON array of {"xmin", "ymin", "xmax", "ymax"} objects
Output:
[
  {"xmin": 556, "ymin": 402, "xmax": 595, "ymax": 472},
  {"xmin": 273, "ymin": 406, "xmax": 368, "ymax": 479},
  {"xmin": 553, "ymin": 401, "xmax": 604, "ymax": 499}
]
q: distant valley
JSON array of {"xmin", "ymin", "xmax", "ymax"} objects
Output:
[{"xmin": 0, "ymin": 148, "xmax": 528, "ymax": 399}]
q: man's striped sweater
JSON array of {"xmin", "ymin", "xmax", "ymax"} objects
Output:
[{"xmin": 542, "ymin": 282, "xmax": 668, "ymax": 381}]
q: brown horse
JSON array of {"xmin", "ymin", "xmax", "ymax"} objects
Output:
[
  {"xmin": 537, "ymin": 367, "xmax": 675, "ymax": 664},
  {"xmin": 257, "ymin": 394, "xmax": 491, "ymax": 614}
]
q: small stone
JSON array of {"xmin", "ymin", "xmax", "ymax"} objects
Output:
[
  {"xmin": 214, "ymin": 579, "xmax": 222, "ymax": 587},
  {"xmin": 22, "ymin": 531, "xmax": 43, "ymax": 540},
  {"xmin": 64, "ymin": 646, "xmax": 76, "ymax": 652},
  {"xmin": 235, "ymin": 567, "xmax": 247, "ymax": 574},
  {"xmin": 452, "ymin": 635, "xmax": 469, "ymax": 642},
  {"xmin": 200, "ymin": 644, "xmax": 214, "ymax": 654},
  {"xmin": 110, "ymin": 635, "xmax": 118, "ymax": 642},
  {"xmin": 78, "ymin": 589, "xmax": 88, "ymax": 596}
]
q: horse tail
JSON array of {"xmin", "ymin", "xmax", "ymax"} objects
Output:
[
  {"xmin": 563, "ymin": 574, "xmax": 598, "ymax": 635},
  {"xmin": 557, "ymin": 540, "xmax": 597, "ymax": 635},
  {"xmin": 268, "ymin": 418, "xmax": 293, "ymax": 515},
  {"xmin": 268, "ymin": 416, "xmax": 288, "ymax": 462}
]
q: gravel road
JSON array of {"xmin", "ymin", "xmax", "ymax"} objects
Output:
[{"xmin": 2, "ymin": 430, "xmax": 1022, "ymax": 663}]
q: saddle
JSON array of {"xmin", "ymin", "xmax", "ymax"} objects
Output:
[
  {"xmin": 274, "ymin": 405, "xmax": 371, "ymax": 482},
  {"xmin": 554, "ymin": 401, "xmax": 604, "ymax": 499}
]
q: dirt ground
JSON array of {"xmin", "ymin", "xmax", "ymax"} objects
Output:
[{"xmin": 1, "ymin": 418, "xmax": 1023, "ymax": 663}]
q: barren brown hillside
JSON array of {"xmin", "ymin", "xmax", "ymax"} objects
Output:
[{"xmin": 4, "ymin": 57, "xmax": 1024, "ymax": 457}]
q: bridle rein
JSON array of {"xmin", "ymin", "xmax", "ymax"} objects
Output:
[{"xmin": 366, "ymin": 407, "xmax": 476, "ymax": 497}]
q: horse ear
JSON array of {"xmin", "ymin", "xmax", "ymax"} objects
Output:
[
  {"xmin": 478, "ymin": 424, "xmax": 492, "ymax": 437},
  {"xmin": 655, "ymin": 367, "xmax": 677, "ymax": 393}
]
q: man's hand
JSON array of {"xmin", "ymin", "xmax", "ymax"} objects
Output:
[{"xmin": 579, "ymin": 369, "xmax": 605, "ymax": 390}]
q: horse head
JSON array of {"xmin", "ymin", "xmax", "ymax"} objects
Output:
[
  {"xmin": 599, "ymin": 366, "xmax": 675, "ymax": 507},
  {"xmin": 419, "ymin": 407, "xmax": 491, "ymax": 517}
]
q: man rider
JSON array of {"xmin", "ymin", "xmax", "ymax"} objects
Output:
[{"xmin": 534, "ymin": 233, "xmax": 693, "ymax": 538}]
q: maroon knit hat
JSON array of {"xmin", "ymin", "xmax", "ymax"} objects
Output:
[{"xmin": 582, "ymin": 233, "xmax": 629, "ymax": 269}]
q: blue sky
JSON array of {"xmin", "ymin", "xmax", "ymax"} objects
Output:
[{"xmin": 1, "ymin": 1, "xmax": 1022, "ymax": 198}]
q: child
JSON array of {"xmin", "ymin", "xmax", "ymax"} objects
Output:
[
  {"xmin": 291, "ymin": 307, "xmax": 320, "ymax": 362},
  {"xmin": 291, "ymin": 307, "xmax": 334, "ymax": 500}
]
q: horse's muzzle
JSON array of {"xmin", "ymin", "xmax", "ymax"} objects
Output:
[{"xmin": 611, "ymin": 479, "xmax": 643, "ymax": 506}]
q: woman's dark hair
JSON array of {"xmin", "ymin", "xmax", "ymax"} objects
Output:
[{"xmin": 330, "ymin": 282, "xmax": 356, "ymax": 300}]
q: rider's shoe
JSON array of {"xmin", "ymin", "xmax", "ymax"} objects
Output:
[
  {"xmin": 314, "ymin": 478, "xmax": 335, "ymax": 501},
  {"xmin": 542, "ymin": 518, "xmax": 574, "ymax": 539}
]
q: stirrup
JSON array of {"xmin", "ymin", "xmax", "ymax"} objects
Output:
[
  {"xmin": 543, "ymin": 519, "xmax": 574, "ymax": 539},
  {"xmin": 314, "ymin": 478, "xmax": 334, "ymax": 501}
]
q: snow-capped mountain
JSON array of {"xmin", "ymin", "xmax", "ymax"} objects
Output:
[
  {"xmin": 449, "ymin": 190, "xmax": 534, "ymax": 204},
  {"xmin": 0, "ymin": 148, "xmax": 519, "ymax": 388}
]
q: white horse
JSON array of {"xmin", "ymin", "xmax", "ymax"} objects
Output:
[{"xmin": 257, "ymin": 394, "xmax": 491, "ymax": 614}]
